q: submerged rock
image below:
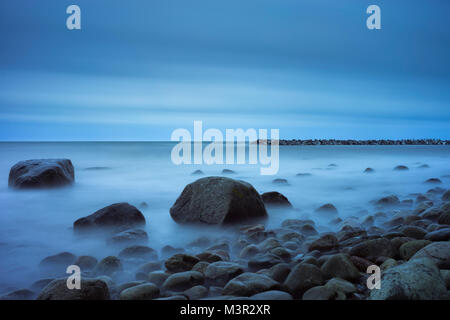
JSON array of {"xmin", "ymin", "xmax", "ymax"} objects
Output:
[
  {"xmin": 94, "ymin": 256, "xmax": 123, "ymax": 276},
  {"xmin": 393, "ymin": 165, "xmax": 409, "ymax": 171},
  {"xmin": 39, "ymin": 252, "xmax": 76, "ymax": 274},
  {"xmin": 375, "ymin": 195, "xmax": 400, "ymax": 206},
  {"xmin": 169, "ymin": 177, "xmax": 267, "ymax": 225},
  {"xmin": 261, "ymin": 191, "xmax": 292, "ymax": 208},
  {"xmin": 108, "ymin": 229, "xmax": 148, "ymax": 245},
  {"xmin": 222, "ymin": 169, "xmax": 236, "ymax": 174},
  {"xmin": 8, "ymin": 159, "xmax": 74, "ymax": 189},
  {"xmin": 118, "ymin": 245, "xmax": 158, "ymax": 260},
  {"xmin": 74, "ymin": 203, "xmax": 146, "ymax": 233},
  {"xmin": 364, "ymin": 168, "xmax": 375, "ymax": 173},
  {"xmin": 37, "ymin": 279, "xmax": 110, "ymax": 300},
  {"xmin": 314, "ymin": 204, "xmax": 338, "ymax": 215},
  {"xmin": 272, "ymin": 178, "xmax": 289, "ymax": 185},
  {"xmin": 424, "ymin": 178, "xmax": 442, "ymax": 185},
  {"xmin": 191, "ymin": 170, "xmax": 204, "ymax": 175}
]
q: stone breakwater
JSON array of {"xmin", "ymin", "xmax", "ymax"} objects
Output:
[
  {"xmin": 256, "ymin": 139, "xmax": 450, "ymax": 146},
  {"xmin": 1, "ymin": 159, "xmax": 449, "ymax": 300}
]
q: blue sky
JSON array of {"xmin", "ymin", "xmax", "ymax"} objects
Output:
[{"xmin": 0, "ymin": 0, "xmax": 449, "ymax": 141}]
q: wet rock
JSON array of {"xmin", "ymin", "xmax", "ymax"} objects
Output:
[
  {"xmin": 74, "ymin": 256, "xmax": 98, "ymax": 271},
  {"xmin": 267, "ymin": 263, "xmax": 291, "ymax": 283},
  {"xmin": 222, "ymin": 273, "xmax": 279, "ymax": 297},
  {"xmin": 440, "ymin": 270, "xmax": 450, "ymax": 289},
  {"xmin": 424, "ymin": 227, "xmax": 450, "ymax": 241},
  {"xmin": 424, "ymin": 178, "xmax": 442, "ymax": 184},
  {"xmin": 349, "ymin": 256, "xmax": 373, "ymax": 272},
  {"xmin": 284, "ymin": 263, "xmax": 324, "ymax": 298},
  {"xmin": 165, "ymin": 254, "xmax": 200, "ymax": 273},
  {"xmin": 393, "ymin": 165, "xmax": 409, "ymax": 171},
  {"xmin": 314, "ymin": 204, "xmax": 338, "ymax": 215},
  {"xmin": 308, "ymin": 234, "xmax": 338, "ymax": 252},
  {"xmin": 438, "ymin": 212, "xmax": 450, "ymax": 225},
  {"xmin": 0, "ymin": 289, "xmax": 35, "ymax": 300},
  {"xmin": 117, "ymin": 281, "xmax": 146, "ymax": 293},
  {"xmin": 8, "ymin": 159, "xmax": 74, "ymax": 189},
  {"xmin": 192, "ymin": 261, "xmax": 210, "ymax": 275},
  {"xmin": 136, "ymin": 261, "xmax": 162, "ymax": 274},
  {"xmin": 272, "ymin": 178, "xmax": 288, "ymax": 185},
  {"xmin": 410, "ymin": 241, "xmax": 450, "ymax": 268},
  {"xmin": 258, "ymin": 237, "xmax": 281, "ymax": 252},
  {"xmin": 248, "ymin": 253, "xmax": 283, "ymax": 271},
  {"xmin": 442, "ymin": 190, "xmax": 450, "ymax": 201},
  {"xmin": 302, "ymin": 286, "xmax": 337, "ymax": 300},
  {"xmin": 364, "ymin": 168, "xmax": 375, "ymax": 173},
  {"xmin": 221, "ymin": 169, "xmax": 235, "ymax": 174},
  {"xmin": 325, "ymin": 278, "xmax": 356, "ymax": 295},
  {"xmin": 375, "ymin": 195, "xmax": 400, "ymax": 206},
  {"xmin": 30, "ymin": 278, "xmax": 55, "ymax": 292},
  {"xmin": 261, "ymin": 192, "xmax": 292, "ymax": 208},
  {"xmin": 184, "ymin": 285, "xmax": 208, "ymax": 299},
  {"xmin": 39, "ymin": 252, "xmax": 76, "ymax": 274},
  {"xmin": 147, "ymin": 271, "xmax": 170, "ymax": 287},
  {"xmin": 380, "ymin": 258, "xmax": 397, "ymax": 271},
  {"xmin": 108, "ymin": 229, "xmax": 148, "ymax": 245},
  {"xmin": 95, "ymin": 256, "xmax": 123, "ymax": 276},
  {"xmin": 205, "ymin": 262, "xmax": 244, "ymax": 286},
  {"xmin": 269, "ymin": 247, "xmax": 291, "ymax": 261},
  {"xmin": 399, "ymin": 226, "xmax": 426, "ymax": 239},
  {"xmin": 162, "ymin": 271, "xmax": 204, "ymax": 291},
  {"xmin": 239, "ymin": 244, "xmax": 260, "ymax": 259},
  {"xmin": 298, "ymin": 224, "xmax": 318, "ymax": 236},
  {"xmin": 119, "ymin": 245, "xmax": 158, "ymax": 260},
  {"xmin": 399, "ymin": 240, "xmax": 432, "ymax": 260},
  {"xmin": 74, "ymin": 203, "xmax": 145, "ymax": 234},
  {"xmin": 196, "ymin": 251, "xmax": 224, "ymax": 263},
  {"xmin": 170, "ymin": 177, "xmax": 267, "ymax": 225},
  {"xmin": 119, "ymin": 283, "xmax": 159, "ymax": 300},
  {"xmin": 250, "ymin": 290, "xmax": 293, "ymax": 300},
  {"xmin": 349, "ymin": 238, "xmax": 396, "ymax": 260},
  {"xmin": 37, "ymin": 279, "xmax": 110, "ymax": 300},
  {"xmin": 320, "ymin": 254, "xmax": 360, "ymax": 281},
  {"xmin": 369, "ymin": 258, "xmax": 447, "ymax": 300}
]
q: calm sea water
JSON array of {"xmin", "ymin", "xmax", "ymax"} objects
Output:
[{"xmin": 0, "ymin": 142, "xmax": 449, "ymax": 293}]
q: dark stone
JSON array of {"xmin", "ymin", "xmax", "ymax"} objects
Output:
[
  {"xmin": 376, "ymin": 195, "xmax": 400, "ymax": 206},
  {"xmin": 261, "ymin": 191, "xmax": 292, "ymax": 208},
  {"xmin": 165, "ymin": 254, "xmax": 200, "ymax": 273},
  {"xmin": 364, "ymin": 168, "xmax": 375, "ymax": 173},
  {"xmin": 314, "ymin": 204, "xmax": 338, "ymax": 215},
  {"xmin": 74, "ymin": 203, "xmax": 145, "ymax": 233},
  {"xmin": 118, "ymin": 245, "xmax": 158, "ymax": 260},
  {"xmin": 8, "ymin": 159, "xmax": 74, "ymax": 189},
  {"xmin": 221, "ymin": 169, "xmax": 236, "ymax": 174},
  {"xmin": 394, "ymin": 165, "xmax": 409, "ymax": 171},
  {"xmin": 424, "ymin": 178, "xmax": 442, "ymax": 185},
  {"xmin": 169, "ymin": 177, "xmax": 267, "ymax": 225},
  {"xmin": 37, "ymin": 279, "xmax": 110, "ymax": 300},
  {"xmin": 272, "ymin": 178, "xmax": 289, "ymax": 185}
]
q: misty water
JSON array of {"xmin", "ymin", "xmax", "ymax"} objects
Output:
[{"xmin": 0, "ymin": 142, "xmax": 449, "ymax": 294}]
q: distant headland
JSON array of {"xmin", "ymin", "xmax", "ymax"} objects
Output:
[{"xmin": 255, "ymin": 139, "xmax": 449, "ymax": 145}]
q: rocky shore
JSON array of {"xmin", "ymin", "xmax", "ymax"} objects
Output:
[
  {"xmin": 1, "ymin": 158, "xmax": 449, "ymax": 300},
  {"xmin": 256, "ymin": 139, "xmax": 450, "ymax": 146}
]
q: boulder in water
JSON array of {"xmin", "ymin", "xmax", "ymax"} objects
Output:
[
  {"xmin": 74, "ymin": 203, "xmax": 145, "ymax": 233},
  {"xmin": 8, "ymin": 159, "xmax": 74, "ymax": 189},
  {"xmin": 261, "ymin": 192, "xmax": 292, "ymax": 208},
  {"xmin": 169, "ymin": 177, "xmax": 267, "ymax": 225}
]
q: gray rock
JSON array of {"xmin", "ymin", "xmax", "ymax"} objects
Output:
[
  {"xmin": 118, "ymin": 245, "xmax": 158, "ymax": 260},
  {"xmin": 399, "ymin": 240, "xmax": 432, "ymax": 260},
  {"xmin": 165, "ymin": 254, "xmax": 200, "ymax": 273},
  {"xmin": 148, "ymin": 271, "xmax": 170, "ymax": 287},
  {"xmin": 8, "ymin": 159, "xmax": 74, "ymax": 189},
  {"xmin": 205, "ymin": 262, "xmax": 244, "ymax": 286},
  {"xmin": 119, "ymin": 283, "xmax": 159, "ymax": 300},
  {"xmin": 162, "ymin": 271, "xmax": 204, "ymax": 291},
  {"xmin": 369, "ymin": 258, "xmax": 447, "ymax": 300},
  {"xmin": 320, "ymin": 254, "xmax": 360, "ymax": 281},
  {"xmin": 261, "ymin": 192, "xmax": 292, "ymax": 208},
  {"xmin": 37, "ymin": 279, "xmax": 110, "ymax": 300},
  {"xmin": 74, "ymin": 203, "xmax": 145, "ymax": 233},
  {"xmin": 108, "ymin": 229, "xmax": 148, "ymax": 245},
  {"xmin": 302, "ymin": 286, "xmax": 337, "ymax": 300},
  {"xmin": 249, "ymin": 290, "xmax": 293, "ymax": 300},
  {"xmin": 376, "ymin": 195, "xmax": 400, "ymax": 206},
  {"xmin": 325, "ymin": 278, "xmax": 357, "ymax": 294},
  {"xmin": 424, "ymin": 228, "xmax": 450, "ymax": 241},
  {"xmin": 248, "ymin": 253, "xmax": 283, "ymax": 271},
  {"xmin": 184, "ymin": 285, "xmax": 208, "ymax": 299},
  {"xmin": 284, "ymin": 263, "xmax": 324, "ymax": 297},
  {"xmin": 349, "ymin": 238, "xmax": 396, "ymax": 260},
  {"xmin": 410, "ymin": 241, "xmax": 450, "ymax": 268},
  {"xmin": 308, "ymin": 234, "xmax": 338, "ymax": 252},
  {"xmin": 222, "ymin": 273, "xmax": 279, "ymax": 297},
  {"xmin": 94, "ymin": 256, "xmax": 122, "ymax": 276},
  {"xmin": 39, "ymin": 252, "xmax": 76, "ymax": 274},
  {"xmin": 315, "ymin": 204, "xmax": 338, "ymax": 215},
  {"xmin": 169, "ymin": 177, "xmax": 267, "ymax": 225}
]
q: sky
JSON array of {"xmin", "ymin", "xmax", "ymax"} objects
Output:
[{"xmin": 0, "ymin": 0, "xmax": 449, "ymax": 141}]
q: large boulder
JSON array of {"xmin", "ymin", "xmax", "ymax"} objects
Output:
[
  {"xmin": 9, "ymin": 159, "xmax": 74, "ymax": 189},
  {"xmin": 349, "ymin": 238, "xmax": 396, "ymax": 260},
  {"xmin": 37, "ymin": 279, "xmax": 110, "ymax": 300},
  {"xmin": 162, "ymin": 271, "xmax": 204, "ymax": 291},
  {"xmin": 320, "ymin": 254, "xmax": 360, "ymax": 281},
  {"xmin": 369, "ymin": 258, "xmax": 447, "ymax": 300},
  {"xmin": 74, "ymin": 203, "xmax": 145, "ymax": 233},
  {"xmin": 204, "ymin": 262, "xmax": 244, "ymax": 286},
  {"xmin": 169, "ymin": 177, "xmax": 267, "ymax": 225}
]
